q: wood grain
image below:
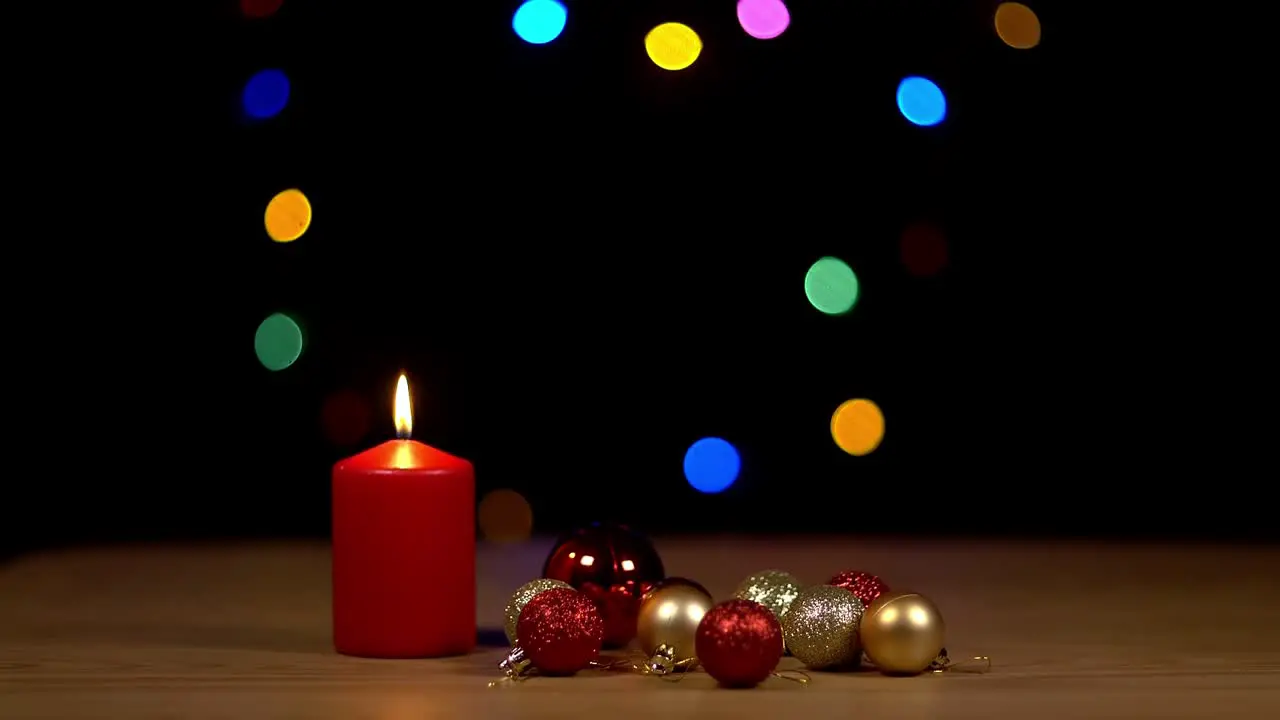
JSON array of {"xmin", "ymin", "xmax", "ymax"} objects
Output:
[{"xmin": 2, "ymin": 538, "xmax": 1279, "ymax": 719}]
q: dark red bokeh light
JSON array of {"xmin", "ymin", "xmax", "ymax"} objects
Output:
[
  {"xmin": 321, "ymin": 389, "xmax": 371, "ymax": 447},
  {"xmin": 240, "ymin": 0, "xmax": 284, "ymax": 19},
  {"xmin": 900, "ymin": 221, "xmax": 949, "ymax": 278}
]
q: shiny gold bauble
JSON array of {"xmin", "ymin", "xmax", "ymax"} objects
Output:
[
  {"xmin": 636, "ymin": 577, "xmax": 715, "ymax": 671},
  {"xmin": 733, "ymin": 569, "xmax": 803, "ymax": 621},
  {"xmin": 781, "ymin": 585, "xmax": 864, "ymax": 669},
  {"xmin": 503, "ymin": 578, "xmax": 573, "ymax": 645},
  {"xmin": 860, "ymin": 591, "xmax": 946, "ymax": 675}
]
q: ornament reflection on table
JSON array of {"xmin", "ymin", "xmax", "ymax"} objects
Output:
[
  {"xmin": 542, "ymin": 522, "xmax": 665, "ymax": 647},
  {"xmin": 782, "ymin": 585, "xmax": 865, "ymax": 669},
  {"xmin": 503, "ymin": 578, "xmax": 572, "ymax": 645},
  {"xmin": 635, "ymin": 577, "xmax": 714, "ymax": 675},
  {"xmin": 861, "ymin": 591, "xmax": 945, "ymax": 675},
  {"xmin": 502, "ymin": 587, "xmax": 604, "ymax": 679},
  {"xmin": 827, "ymin": 570, "xmax": 889, "ymax": 610},
  {"xmin": 695, "ymin": 599, "xmax": 784, "ymax": 688}
]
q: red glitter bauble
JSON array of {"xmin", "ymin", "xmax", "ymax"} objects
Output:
[
  {"xmin": 695, "ymin": 599, "xmax": 783, "ymax": 688},
  {"xmin": 542, "ymin": 522, "xmax": 664, "ymax": 647},
  {"xmin": 516, "ymin": 588, "xmax": 603, "ymax": 675},
  {"xmin": 827, "ymin": 570, "xmax": 890, "ymax": 609}
]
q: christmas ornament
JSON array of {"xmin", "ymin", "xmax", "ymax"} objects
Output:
[
  {"xmin": 636, "ymin": 577, "xmax": 714, "ymax": 674},
  {"xmin": 503, "ymin": 578, "xmax": 573, "ymax": 645},
  {"xmin": 542, "ymin": 522, "xmax": 665, "ymax": 647},
  {"xmin": 508, "ymin": 587, "xmax": 604, "ymax": 677},
  {"xmin": 695, "ymin": 599, "xmax": 783, "ymax": 688},
  {"xmin": 781, "ymin": 585, "xmax": 864, "ymax": 669},
  {"xmin": 733, "ymin": 569, "xmax": 802, "ymax": 620},
  {"xmin": 861, "ymin": 591, "xmax": 945, "ymax": 675},
  {"xmin": 827, "ymin": 570, "xmax": 890, "ymax": 609}
]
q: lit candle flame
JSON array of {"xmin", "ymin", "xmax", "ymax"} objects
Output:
[{"xmin": 394, "ymin": 374, "xmax": 412, "ymax": 439}]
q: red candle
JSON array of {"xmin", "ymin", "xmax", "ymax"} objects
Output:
[{"xmin": 332, "ymin": 374, "xmax": 476, "ymax": 658}]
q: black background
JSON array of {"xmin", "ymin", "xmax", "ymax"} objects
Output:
[{"xmin": 3, "ymin": 1, "xmax": 1269, "ymax": 558}]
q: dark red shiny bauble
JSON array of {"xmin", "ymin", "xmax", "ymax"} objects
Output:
[
  {"xmin": 695, "ymin": 599, "xmax": 783, "ymax": 688},
  {"xmin": 516, "ymin": 588, "xmax": 604, "ymax": 675},
  {"xmin": 542, "ymin": 522, "xmax": 665, "ymax": 647},
  {"xmin": 827, "ymin": 570, "xmax": 890, "ymax": 609}
]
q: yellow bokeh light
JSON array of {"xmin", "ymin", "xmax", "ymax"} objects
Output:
[
  {"xmin": 831, "ymin": 399, "xmax": 886, "ymax": 457},
  {"xmin": 264, "ymin": 188, "xmax": 312, "ymax": 243},
  {"xmin": 477, "ymin": 489, "xmax": 534, "ymax": 543},
  {"xmin": 995, "ymin": 2, "xmax": 1041, "ymax": 50},
  {"xmin": 645, "ymin": 22, "xmax": 702, "ymax": 71}
]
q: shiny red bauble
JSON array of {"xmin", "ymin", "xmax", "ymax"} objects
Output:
[
  {"xmin": 542, "ymin": 522, "xmax": 665, "ymax": 647},
  {"xmin": 516, "ymin": 588, "xmax": 604, "ymax": 675},
  {"xmin": 695, "ymin": 599, "xmax": 783, "ymax": 688},
  {"xmin": 827, "ymin": 570, "xmax": 890, "ymax": 609}
]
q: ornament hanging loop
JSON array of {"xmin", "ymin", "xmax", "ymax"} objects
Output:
[
  {"xmin": 929, "ymin": 647, "xmax": 992, "ymax": 674},
  {"xmin": 771, "ymin": 669, "xmax": 811, "ymax": 686}
]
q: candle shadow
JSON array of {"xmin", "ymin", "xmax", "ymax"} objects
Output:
[
  {"xmin": 27, "ymin": 621, "xmax": 333, "ymax": 655},
  {"xmin": 476, "ymin": 627, "xmax": 509, "ymax": 648}
]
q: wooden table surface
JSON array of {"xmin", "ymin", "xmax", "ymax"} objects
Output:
[{"xmin": 2, "ymin": 537, "xmax": 1279, "ymax": 719}]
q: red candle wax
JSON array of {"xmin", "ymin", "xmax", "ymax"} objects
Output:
[{"xmin": 331, "ymin": 375, "xmax": 475, "ymax": 658}]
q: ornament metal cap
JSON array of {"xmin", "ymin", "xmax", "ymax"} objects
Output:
[
  {"xmin": 498, "ymin": 646, "xmax": 532, "ymax": 680},
  {"xmin": 644, "ymin": 643, "xmax": 699, "ymax": 677}
]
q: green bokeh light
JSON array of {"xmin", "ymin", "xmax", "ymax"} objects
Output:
[
  {"xmin": 255, "ymin": 312, "xmax": 303, "ymax": 371},
  {"xmin": 804, "ymin": 257, "xmax": 860, "ymax": 315}
]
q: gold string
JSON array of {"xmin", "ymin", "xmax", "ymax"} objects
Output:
[
  {"xmin": 588, "ymin": 657, "xmax": 639, "ymax": 672},
  {"xmin": 771, "ymin": 669, "xmax": 811, "ymax": 685},
  {"xmin": 929, "ymin": 647, "xmax": 992, "ymax": 674}
]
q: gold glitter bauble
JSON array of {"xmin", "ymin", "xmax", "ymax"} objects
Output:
[
  {"xmin": 636, "ymin": 578, "xmax": 714, "ymax": 672},
  {"xmin": 733, "ymin": 569, "xmax": 802, "ymax": 620},
  {"xmin": 861, "ymin": 591, "xmax": 945, "ymax": 675},
  {"xmin": 780, "ymin": 585, "xmax": 865, "ymax": 669},
  {"xmin": 504, "ymin": 578, "xmax": 572, "ymax": 645}
]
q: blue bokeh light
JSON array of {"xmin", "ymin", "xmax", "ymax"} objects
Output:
[
  {"xmin": 683, "ymin": 437, "xmax": 741, "ymax": 494},
  {"xmin": 512, "ymin": 0, "xmax": 567, "ymax": 45},
  {"xmin": 896, "ymin": 76, "xmax": 947, "ymax": 127},
  {"xmin": 242, "ymin": 69, "xmax": 291, "ymax": 120}
]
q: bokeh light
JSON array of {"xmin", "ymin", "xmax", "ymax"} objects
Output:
[
  {"xmin": 804, "ymin": 257, "xmax": 860, "ymax": 315},
  {"xmin": 831, "ymin": 399, "xmax": 886, "ymax": 457},
  {"xmin": 254, "ymin": 312, "xmax": 303, "ymax": 371},
  {"xmin": 646, "ymin": 22, "xmax": 702, "ymax": 71},
  {"xmin": 240, "ymin": 0, "xmax": 283, "ymax": 18},
  {"xmin": 683, "ymin": 437, "xmax": 741, "ymax": 494},
  {"xmin": 242, "ymin": 69, "xmax": 290, "ymax": 120},
  {"xmin": 321, "ymin": 389, "xmax": 371, "ymax": 446},
  {"xmin": 995, "ymin": 2, "xmax": 1041, "ymax": 50},
  {"xmin": 512, "ymin": 0, "xmax": 567, "ymax": 45},
  {"xmin": 478, "ymin": 489, "xmax": 534, "ymax": 542},
  {"xmin": 896, "ymin": 76, "xmax": 946, "ymax": 127},
  {"xmin": 264, "ymin": 189, "xmax": 312, "ymax": 243},
  {"xmin": 737, "ymin": 0, "xmax": 790, "ymax": 40},
  {"xmin": 900, "ymin": 221, "xmax": 948, "ymax": 277}
]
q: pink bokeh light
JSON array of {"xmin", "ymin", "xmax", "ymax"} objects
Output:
[{"xmin": 737, "ymin": 0, "xmax": 791, "ymax": 40}]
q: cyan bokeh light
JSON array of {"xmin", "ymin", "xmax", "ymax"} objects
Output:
[
  {"xmin": 896, "ymin": 76, "xmax": 947, "ymax": 127},
  {"xmin": 512, "ymin": 0, "xmax": 568, "ymax": 45}
]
